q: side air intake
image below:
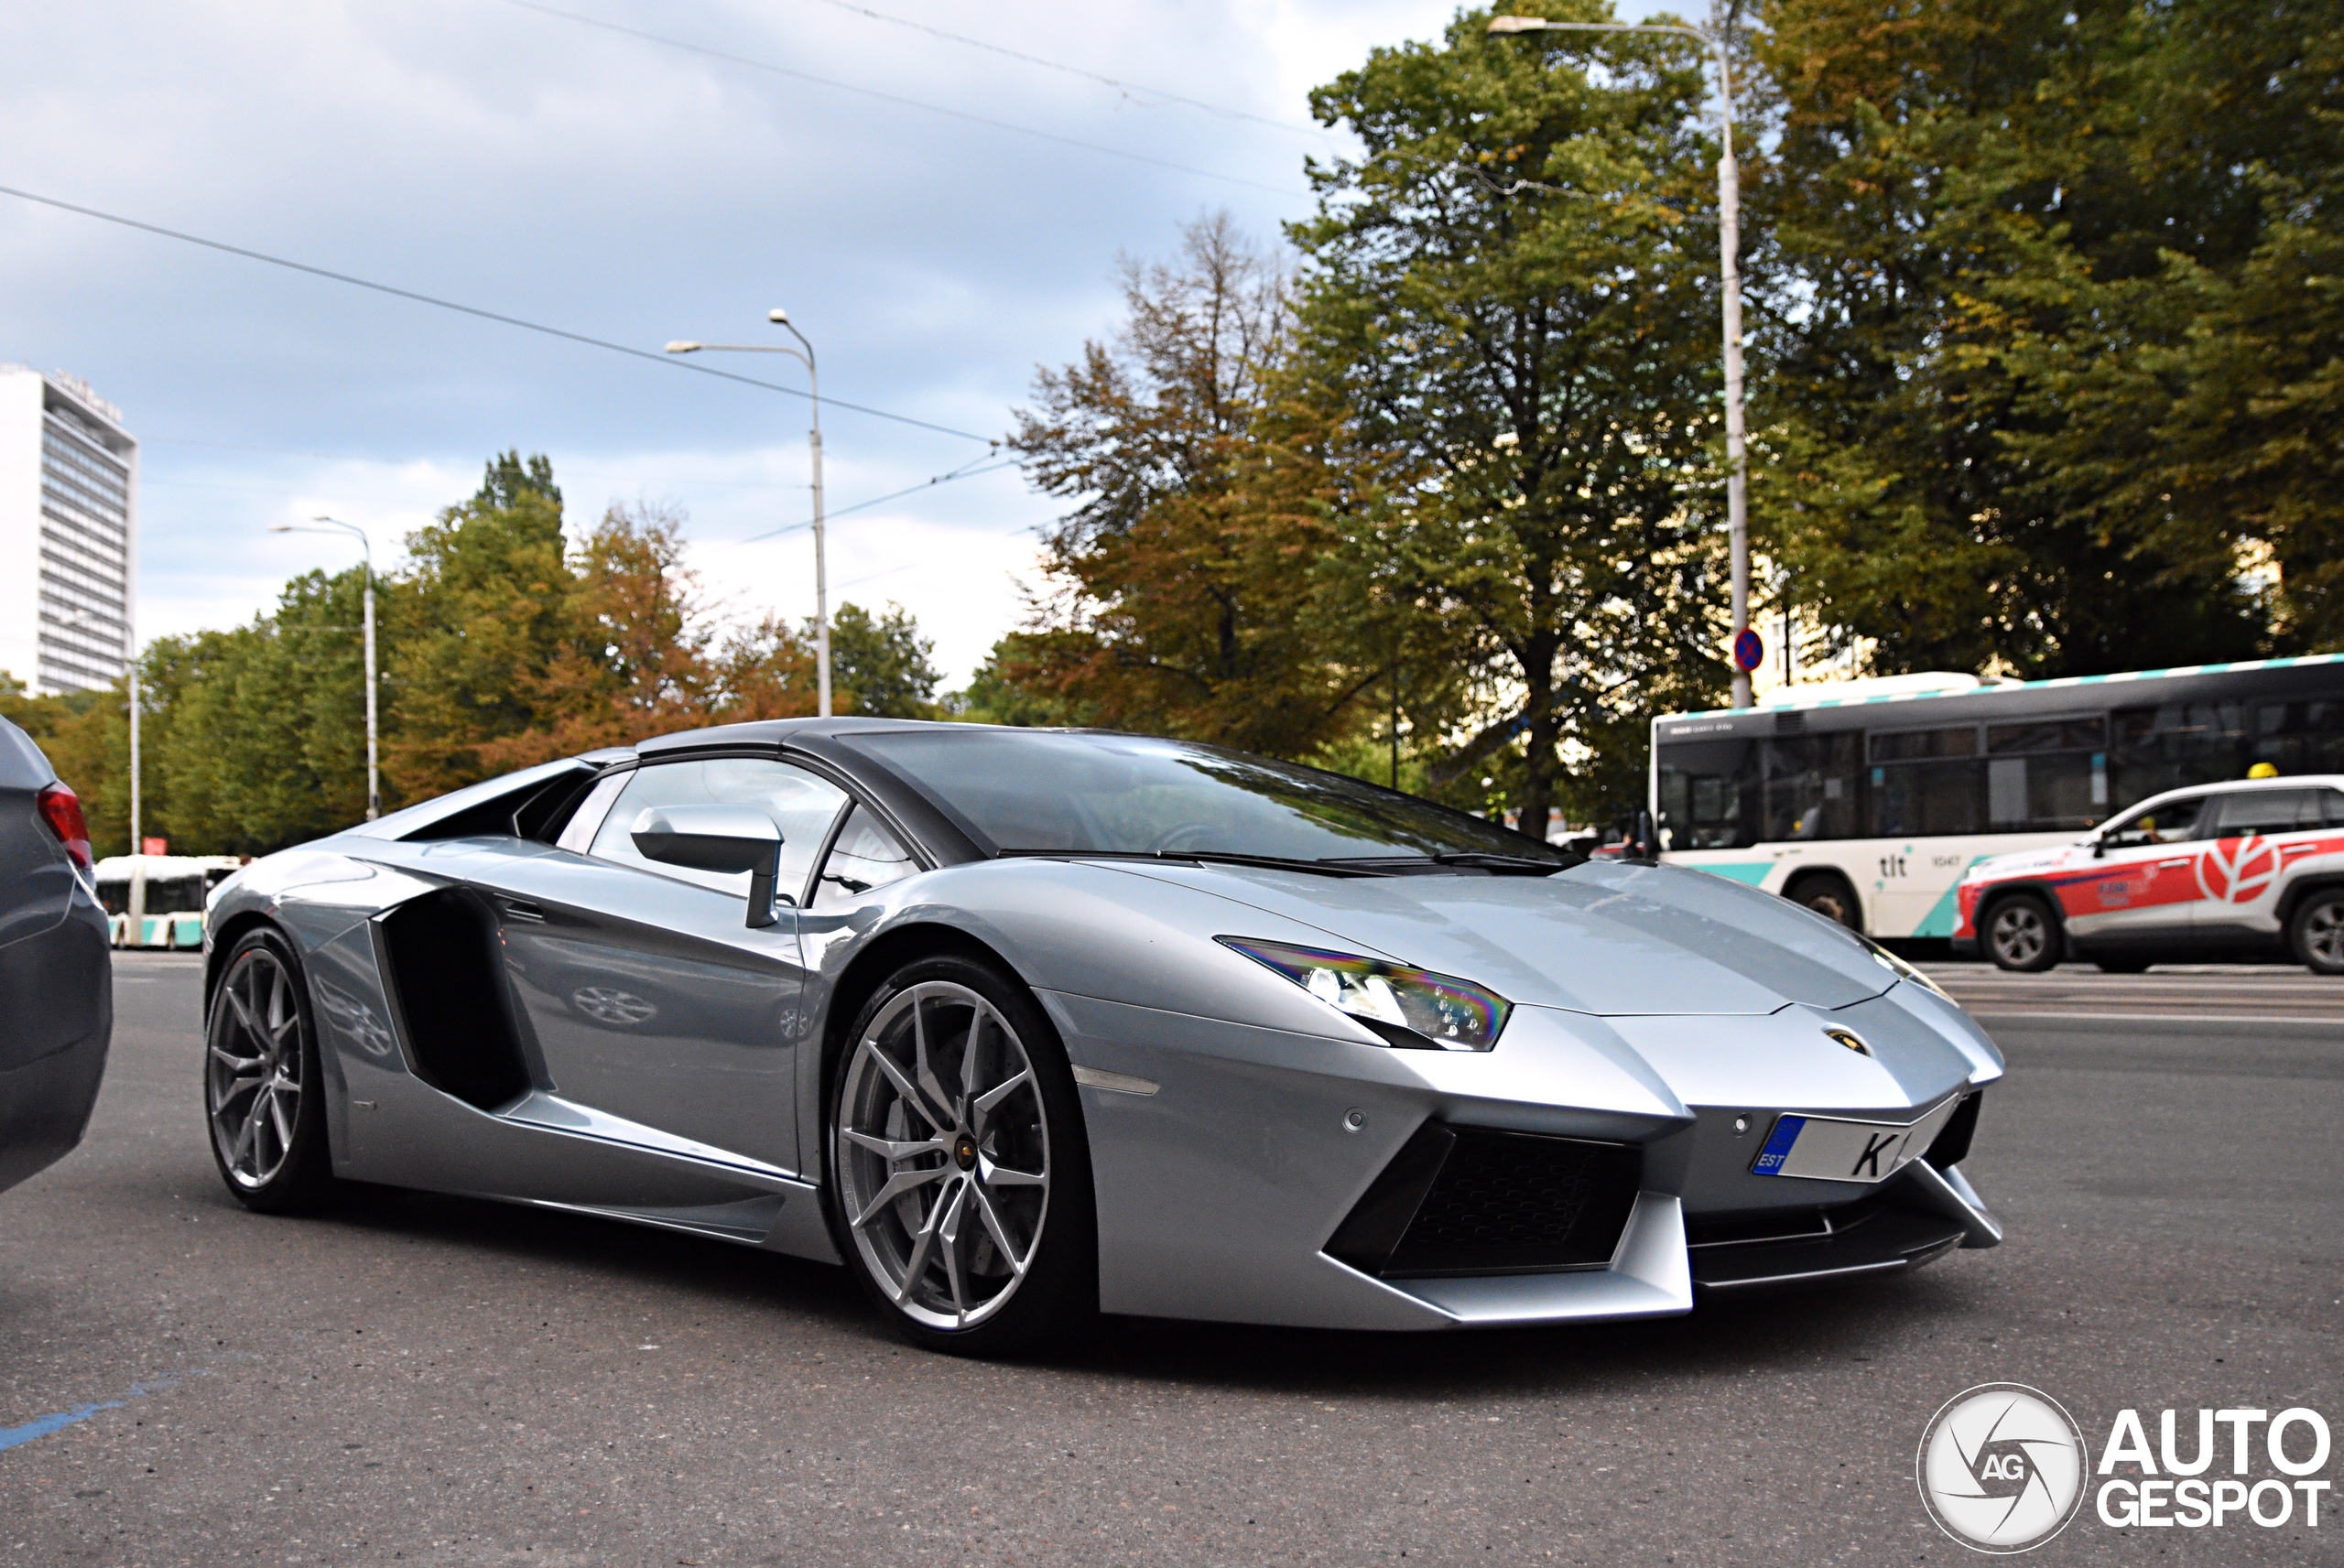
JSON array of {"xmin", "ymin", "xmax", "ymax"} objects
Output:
[
  {"xmin": 1326, "ymin": 1124, "xmax": 1642, "ymax": 1279},
  {"xmin": 375, "ymin": 888, "xmax": 532, "ymax": 1111}
]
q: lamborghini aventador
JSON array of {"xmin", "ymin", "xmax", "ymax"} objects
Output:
[{"xmin": 201, "ymin": 719, "xmax": 2005, "ymax": 1353}]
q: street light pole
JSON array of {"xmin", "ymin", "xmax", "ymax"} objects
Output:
[
  {"xmin": 666, "ymin": 311, "xmax": 832, "ymax": 718},
  {"xmin": 271, "ymin": 516, "xmax": 377, "ymax": 819},
  {"xmin": 1490, "ymin": 14, "xmax": 1753, "ymax": 708}
]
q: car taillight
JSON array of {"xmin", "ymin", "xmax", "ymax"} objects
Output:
[{"xmin": 35, "ymin": 783, "xmax": 93, "ymax": 873}]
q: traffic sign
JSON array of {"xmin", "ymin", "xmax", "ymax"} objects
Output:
[{"xmin": 1732, "ymin": 628, "xmax": 1764, "ymax": 672}]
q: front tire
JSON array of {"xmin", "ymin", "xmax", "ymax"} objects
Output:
[
  {"xmin": 1984, "ymin": 893, "xmax": 2061, "ymax": 972},
  {"xmin": 2291, "ymin": 890, "xmax": 2344, "ymax": 976},
  {"xmin": 824, "ymin": 955, "xmax": 1096, "ymax": 1356},
  {"xmin": 204, "ymin": 929, "xmax": 339, "ymax": 1211},
  {"xmin": 1787, "ymin": 873, "xmax": 1861, "ymax": 930}
]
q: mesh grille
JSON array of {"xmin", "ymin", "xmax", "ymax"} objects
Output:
[{"xmin": 1335, "ymin": 1127, "xmax": 1641, "ymax": 1279}]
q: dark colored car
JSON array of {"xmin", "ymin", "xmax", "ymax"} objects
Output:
[{"xmin": 0, "ymin": 715, "xmax": 112, "ymax": 1194}]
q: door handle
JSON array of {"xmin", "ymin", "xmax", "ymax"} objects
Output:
[
  {"xmin": 2157, "ymin": 858, "xmax": 2192, "ymax": 868},
  {"xmin": 2283, "ymin": 843, "xmax": 2317, "ymax": 854},
  {"xmin": 497, "ymin": 898, "xmax": 547, "ymax": 923}
]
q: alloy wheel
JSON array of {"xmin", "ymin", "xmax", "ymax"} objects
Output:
[
  {"xmin": 2306, "ymin": 900, "xmax": 2344, "ymax": 968},
  {"xmin": 207, "ymin": 948, "xmax": 307, "ymax": 1190},
  {"xmin": 834, "ymin": 981, "xmax": 1050, "ymax": 1332},
  {"xmin": 1991, "ymin": 903, "xmax": 2047, "ymax": 968}
]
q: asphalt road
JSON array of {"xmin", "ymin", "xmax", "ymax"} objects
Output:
[{"xmin": 1, "ymin": 954, "xmax": 2338, "ymax": 1566}]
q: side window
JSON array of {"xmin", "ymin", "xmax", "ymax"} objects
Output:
[
  {"xmin": 2208, "ymin": 788, "xmax": 2318, "ymax": 838},
  {"xmin": 2102, "ymin": 795, "xmax": 2207, "ymax": 849},
  {"xmin": 588, "ymin": 758, "xmax": 847, "ymax": 904},
  {"xmin": 554, "ymin": 769, "xmax": 632, "ymax": 855},
  {"xmin": 811, "ymin": 806, "xmax": 920, "ymax": 908}
]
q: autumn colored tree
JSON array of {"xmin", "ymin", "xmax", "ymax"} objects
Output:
[{"xmin": 1004, "ymin": 212, "xmax": 1383, "ymax": 758}]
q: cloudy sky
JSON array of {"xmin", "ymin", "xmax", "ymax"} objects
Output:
[{"xmin": 5, "ymin": 0, "xmax": 1673, "ymax": 689}]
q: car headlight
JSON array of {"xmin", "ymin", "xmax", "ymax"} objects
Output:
[
  {"xmin": 1216, "ymin": 936, "xmax": 1511, "ymax": 1051},
  {"xmin": 1858, "ymin": 934, "xmax": 1956, "ymax": 1004}
]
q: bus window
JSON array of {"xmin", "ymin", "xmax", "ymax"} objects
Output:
[
  {"xmin": 1868, "ymin": 727, "xmax": 1980, "ymax": 837},
  {"xmin": 2111, "ymin": 701, "xmax": 2252, "ymax": 800},
  {"xmin": 1656, "ymin": 739, "xmax": 1756, "ymax": 849},
  {"xmin": 1984, "ymin": 717, "xmax": 2108, "ymax": 828},
  {"xmin": 2248, "ymin": 697, "xmax": 2344, "ymax": 777},
  {"xmin": 1763, "ymin": 733, "xmax": 1860, "ymax": 840}
]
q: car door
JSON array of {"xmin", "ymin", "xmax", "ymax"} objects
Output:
[
  {"xmin": 2070, "ymin": 793, "xmax": 2213, "ymax": 943},
  {"xmin": 2197, "ymin": 787, "xmax": 2324, "ymax": 938},
  {"xmin": 467, "ymin": 756, "xmax": 849, "ymax": 1176}
]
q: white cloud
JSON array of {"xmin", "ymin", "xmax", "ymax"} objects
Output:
[{"xmin": 7, "ymin": 0, "xmax": 1688, "ymax": 687}]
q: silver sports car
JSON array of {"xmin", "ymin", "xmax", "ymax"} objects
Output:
[{"xmin": 201, "ymin": 719, "xmax": 2004, "ymax": 1353}]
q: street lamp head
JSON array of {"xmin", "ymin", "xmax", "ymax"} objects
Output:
[
  {"xmin": 1487, "ymin": 16, "xmax": 1550, "ymax": 33},
  {"xmin": 664, "ymin": 341, "xmax": 702, "ymax": 354},
  {"xmin": 767, "ymin": 308, "xmax": 789, "ymax": 325}
]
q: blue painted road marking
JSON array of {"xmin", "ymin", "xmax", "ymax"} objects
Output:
[{"xmin": 0, "ymin": 1374, "xmax": 192, "ymax": 1454}]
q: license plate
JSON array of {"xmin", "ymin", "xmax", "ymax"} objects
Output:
[{"xmin": 1750, "ymin": 1098, "xmax": 1960, "ymax": 1184}]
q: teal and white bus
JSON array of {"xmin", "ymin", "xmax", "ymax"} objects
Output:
[{"xmin": 1650, "ymin": 654, "xmax": 2344, "ymax": 936}]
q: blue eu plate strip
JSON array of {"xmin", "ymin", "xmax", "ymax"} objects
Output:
[{"xmin": 1751, "ymin": 1115, "xmax": 1805, "ymax": 1175}]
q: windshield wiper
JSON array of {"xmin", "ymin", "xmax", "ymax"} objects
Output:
[
  {"xmin": 997, "ymin": 849, "xmax": 1390, "ymax": 880},
  {"xmin": 1321, "ymin": 851, "xmax": 1567, "ymax": 876}
]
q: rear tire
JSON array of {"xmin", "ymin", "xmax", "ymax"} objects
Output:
[
  {"xmin": 823, "ymin": 954, "xmax": 1097, "ymax": 1357},
  {"xmin": 2290, "ymin": 890, "xmax": 2344, "ymax": 976},
  {"xmin": 204, "ymin": 929, "xmax": 340, "ymax": 1212},
  {"xmin": 1983, "ymin": 893, "xmax": 2061, "ymax": 973},
  {"xmin": 1786, "ymin": 873, "xmax": 1862, "ymax": 930}
]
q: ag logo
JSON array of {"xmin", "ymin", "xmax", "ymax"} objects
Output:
[
  {"xmin": 2198, "ymin": 835, "xmax": 2278, "ymax": 904},
  {"xmin": 1916, "ymin": 1384, "xmax": 2087, "ymax": 1552}
]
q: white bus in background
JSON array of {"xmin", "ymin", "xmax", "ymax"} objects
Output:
[
  {"xmin": 94, "ymin": 854, "xmax": 245, "ymax": 949},
  {"xmin": 1648, "ymin": 654, "xmax": 2344, "ymax": 937}
]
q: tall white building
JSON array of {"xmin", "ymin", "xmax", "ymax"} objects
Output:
[{"xmin": 0, "ymin": 365, "xmax": 138, "ymax": 696}]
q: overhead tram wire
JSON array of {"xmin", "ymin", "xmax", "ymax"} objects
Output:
[
  {"xmin": 793, "ymin": 0, "xmax": 1329, "ymax": 140},
  {"xmin": 487, "ymin": 0, "xmax": 1307, "ymax": 197},
  {"xmin": 0, "ymin": 184, "xmax": 993, "ymax": 444},
  {"xmin": 721, "ymin": 453, "xmax": 1024, "ymax": 548}
]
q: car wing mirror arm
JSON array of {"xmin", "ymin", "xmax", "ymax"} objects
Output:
[
  {"xmin": 626, "ymin": 805, "xmax": 787, "ymax": 928},
  {"xmin": 745, "ymin": 846, "xmax": 782, "ymax": 929}
]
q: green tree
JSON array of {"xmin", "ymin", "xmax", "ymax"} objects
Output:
[
  {"xmin": 1752, "ymin": 0, "xmax": 2279, "ymax": 674},
  {"xmin": 1290, "ymin": 2, "xmax": 1732, "ymax": 827},
  {"xmin": 823, "ymin": 601, "xmax": 944, "ymax": 719},
  {"xmin": 383, "ymin": 452, "xmax": 577, "ymax": 797}
]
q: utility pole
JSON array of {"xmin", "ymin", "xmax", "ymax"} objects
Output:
[
  {"xmin": 1490, "ymin": 12, "xmax": 1753, "ymax": 708},
  {"xmin": 667, "ymin": 310, "xmax": 831, "ymax": 717},
  {"xmin": 270, "ymin": 515, "xmax": 377, "ymax": 818}
]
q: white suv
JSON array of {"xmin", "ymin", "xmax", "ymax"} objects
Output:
[{"xmin": 1952, "ymin": 775, "xmax": 2344, "ymax": 973}]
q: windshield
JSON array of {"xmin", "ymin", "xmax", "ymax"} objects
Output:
[{"xmin": 844, "ymin": 729, "xmax": 1567, "ymax": 868}]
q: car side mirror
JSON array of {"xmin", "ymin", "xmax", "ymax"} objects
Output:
[
  {"xmin": 629, "ymin": 805, "xmax": 786, "ymax": 928},
  {"xmin": 2091, "ymin": 838, "xmax": 2106, "ymax": 859}
]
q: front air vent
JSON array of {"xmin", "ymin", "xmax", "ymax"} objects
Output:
[
  {"xmin": 375, "ymin": 888, "xmax": 531, "ymax": 1111},
  {"xmin": 1923, "ymin": 1090, "xmax": 1982, "ymax": 1170},
  {"xmin": 1327, "ymin": 1125, "xmax": 1642, "ymax": 1279}
]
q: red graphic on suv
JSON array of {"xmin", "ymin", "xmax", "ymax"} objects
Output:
[{"xmin": 2198, "ymin": 834, "xmax": 2279, "ymax": 903}]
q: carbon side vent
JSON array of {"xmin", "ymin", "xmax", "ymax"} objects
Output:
[
  {"xmin": 376, "ymin": 889, "xmax": 532, "ymax": 1111},
  {"xmin": 1327, "ymin": 1125, "xmax": 1642, "ymax": 1279}
]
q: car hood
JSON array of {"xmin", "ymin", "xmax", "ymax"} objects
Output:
[{"xmin": 1116, "ymin": 858, "xmax": 1897, "ymax": 1016}]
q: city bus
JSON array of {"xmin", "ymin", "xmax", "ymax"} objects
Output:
[{"xmin": 1649, "ymin": 653, "xmax": 2344, "ymax": 936}]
